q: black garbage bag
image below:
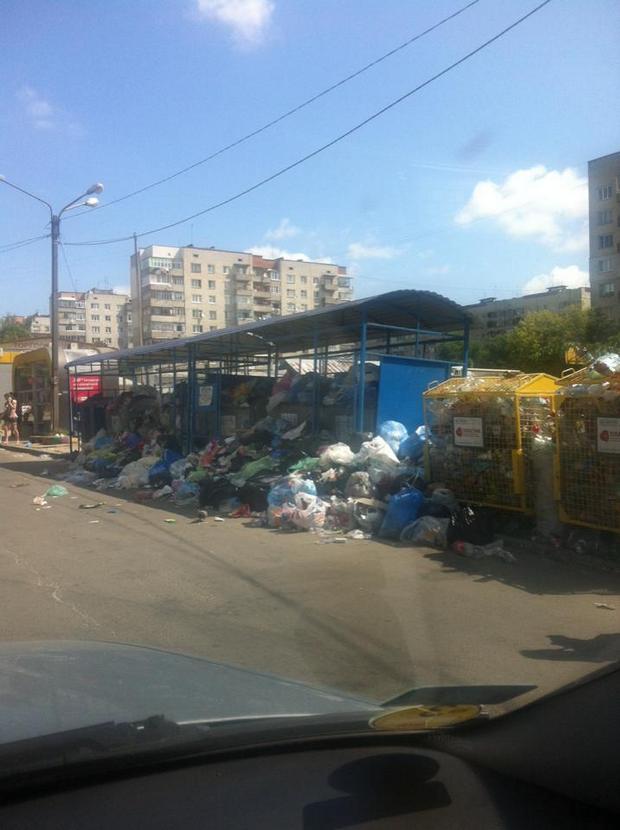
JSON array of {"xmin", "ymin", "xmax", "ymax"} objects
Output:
[
  {"xmin": 238, "ymin": 482, "xmax": 269, "ymax": 512},
  {"xmin": 419, "ymin": 498, "xmax": 453, "ymax": 519},
  {"xmin": 447, "ymin": 506, "xmax": 495, "ymax": 546},
  {"xmin": 199, "ymin": 478, "xmax": 239, "ymax": 509}
]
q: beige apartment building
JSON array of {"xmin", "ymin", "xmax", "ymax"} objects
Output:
[
  {"xmin": 588, "ymin": 151, "xmax": 620, "ymax": 322},
  {"xmin": 56, "ymin": 288, "xmax": 132, "ymax": 349},
  {"xmin": 130, "ymin": 245, "xmax": 352, "ymax": 344},
  {"xmin": 466, "ymin": 285, "xmax": 591, "ymax": 337},
  {"xmin": 28, "ymin": 314, "xmax": 50, "ymax": 335}
]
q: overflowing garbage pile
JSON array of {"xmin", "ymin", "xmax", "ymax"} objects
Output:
[{"xmin": 61, "ymin": 417, "xmax": 514, "ymax": 559}]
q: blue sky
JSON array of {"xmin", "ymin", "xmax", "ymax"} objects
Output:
[{"xmin": 1, "ymin": 0, "xmax": 618, "ymax": 315}]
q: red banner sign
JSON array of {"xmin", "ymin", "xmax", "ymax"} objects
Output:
[{"xmin": 70, "ymin": 375, "xmax": 102, "ymax": 404}]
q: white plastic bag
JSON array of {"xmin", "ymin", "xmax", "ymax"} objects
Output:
[
  {"xmin": 355, "ymin": 436, "xmax": 399, "ymax": 468},
  {"xmin": 284, "ymin": 494, "xmax": 327, "ymax": 531},
  {"xmin": 116, "ymin": 457, "xmax": 155, "ymax": 489},
  {"xmin": 319, "ymin": 442, "xmax": 356, "ymax": 468},
  {"xmin": 400, "ymin": 516, "xmax": 449, "ymax": 549}
]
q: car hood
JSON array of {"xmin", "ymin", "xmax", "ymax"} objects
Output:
[{"xmin": 0, "ymin": 641, "xmax": 374, "ymax": 744}]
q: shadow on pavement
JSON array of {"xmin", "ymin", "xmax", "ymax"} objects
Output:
[
  {"xmin": 521, "ymin": 634, "xmax": 620, "ymax": 663},
  {"xmin": 422, "ymin": 549, "xmax": 620, "ymax": 598}
]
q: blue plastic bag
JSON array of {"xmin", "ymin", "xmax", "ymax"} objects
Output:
[
  {"xmin": 267, "ymin": 475, "xmax": 317, "ymax": 507},
  {"xmin": 398, "ymin": 426, "xmax": 427, "ymax": 462},
  {"xmin": 379, "ymin": 421, "xmax": 408, "ymax": 455},
  {"xmin": 379, "ymin": 487, "xmax": 424, "ymax": 539}
]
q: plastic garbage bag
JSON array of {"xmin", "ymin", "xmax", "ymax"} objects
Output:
[
  {"xmin": 379, "ymin": 487, "xmax": 424, "ymax": 539},
  {"xmin": 153, "ymin": 484, "xmax": 173, "ymax": 499},
  {"xmin": 169, "ymin": 457, "xmax": 192, "ymax": 480},
  {"xmin": 289, "ymin": 456, "xmax": 322, "ymax": 474},
  {"xmin": 355, "ymin": 436, "xmax": 400, "ymax": 471},
  {"xmin": 447, "ymin": 506, "xmax": 495, "ymax": 546},
  {"xmin": 117, "ymin": 457, "xmax": 155, "ymax": 489},
  {"xmin": 230, "ymin": 455, "xmax": 275, "ymax": 485},
  {"xmin": 344, "ymin": 471, "xmax": 373, "ymax": 499},
  {"xmin": 94, "ymin": 434, "xmax": 113, "ymax": 450},
  {"xmin": 379, "ymin": 421, "xmax": 408, "ymax": 455},
  {"xmin": 593, "ymin": 353, "xmax": 620, "ymax": 376},
  {"xmin": 452, "ymin": 540, "xmax": 516, "ymax": 563},
  {"xmin": 174, "ymin": 480, "xmax": 200, "ymax": 506},
  {"xmin": 400, "ymin": 516, "xmax": 449, "ymax": 549},
  {"xmin": 319, "ymin": 442, "xmax": 356, "ymax": 468},
  {"xmin": 283, "ymin": 493, "xmax": 327, "ymax": 531},
  {"xmin": 45, "ymin": 485, "xmax": 68, "ymax": 498},
  {"xmin": 398, "ymin": 426, "xmax": 427, "ymax": 462},
  {"xmin": 267, "ymin": 475, "xmax": 317, "ymax": 507},
  {"xmin": 352, "ymin": 498, "xmax": 387, "ymax": 534}
]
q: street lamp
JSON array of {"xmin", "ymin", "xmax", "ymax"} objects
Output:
[{"xmin": 0, "ymin": 177, "xmax": 103, "ymax": 431}]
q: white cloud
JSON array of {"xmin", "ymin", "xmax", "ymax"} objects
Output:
[
  {"xmin": 17, "ymin": 86, "xmax": 55, "ymax": 130},
  {"xmin": 195, "ymin": 0, "xmax": 274, "ymax": 44},
  {"xmin": 249, "ymin": 245, "xmax": 311, "ymax": 261},
  {"xmin": 455, "ymin": 165, "xmax": 588, "ymax": 252},
  {"xmin": 265, "ymin": 217, "xmax": 300, "ymax": 241},
  {"xmin": 522, "ymin": 264, "xmax": 588, "ymax": 296},
  {"xmin": 423, "ymin": 264, "xmax": 450, "ymax": 276},
  {"xmin": 347, "ymin": 242, "xmax": 401, "ymax": 260}
]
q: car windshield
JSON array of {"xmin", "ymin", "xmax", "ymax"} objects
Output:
[{"xmin": 1, "ymin": 0, "xmax": 620, "ymax": 777}]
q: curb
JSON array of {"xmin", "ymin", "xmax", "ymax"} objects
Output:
[{"xmin": 0, "ymin": 443, "xmax": 70, "ymax": 460}]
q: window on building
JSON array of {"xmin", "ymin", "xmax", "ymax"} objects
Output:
[
  {"xmin": 598, "ymin": 258, "xmax": 613, "ymax": 273},
  {"xmin": 105, "ymin": 315, "xmax": 111, "ymax": 321},
  {"xmin": 599, "ymin": 234, "xmax": 613, "ymax": 249},
  {"xmin": 104, "ymin": 303, "xmax": 111, "ymax": 310},
  {"xmin": 92, "ymin": 326, "xmax": 100, "ymax": 334},
  {"xmin": 208, "ymin": 295, "xmax": 216, "ymax": 304},
  {"xmin": 223, "ymin": 266, "xmax": 230, "ymax": 274},
  {"xmin": 192, "ymin": 325, "xmax": 203, "ymax": 333},
  {"xmin": 91, "ymin": 314, "xmax": 100, "ymax": 321},
  {"xmin": 270, "ymin": 272, "xmax": 279, "ymax": 281},
  {"xmin": 338, "ymin": 277, "xmax": 351, "ymax": 288},
  {"xmin": 313, "ymin": 276, "xmax": 320, "ymax": 285},
  {"xmin": 300, "ymin": 303, "xmax": 308, "ymax": 311},
  {"xmin": 191, "ymin": 263, "xmax": 202, "ymax": 273},
  {"xmin": 600, "ymin": 282, "xmax": 615, "ymax": 297},
  {"xmin": 191, "ymin": 278, "xmax": 202, "ymax": 288},
  {"xmin": 287, "ymin": 274, "xmax": 295, "ymax": 284},
  {"xmin": 105, "ymin": 338, "xmax": 112, "ymax": 344},
  {"xmin": 192, "ymin": 309, "xmax": 203, "ymax": 318},
  {"xmin": 598, "ymin": 184, "xmax": 613, "ymax": 200},
  {"xmin": 300, "ymin": 275, "xmax": 307, "ymax": 284},
  {"xmin": 209, "ymin": 310, "xmax": 217, "ymax": 320},
  {"xmin": 208, "ymin": 280, "xmax": 216, "ymax": 289},
  {"xmin": 105, "ymin": 326, "xmax": 112, "ymax": 333},
  {"xmin": 176, "ymin": 324, "xmax": 184, "ymax": 332},
  {"xmin": 207, "ymin": 265, "xmax": 215, "ymax": 274},
  {"xmin": 300, "ymin": 289, "xmax": 307, "ymax": 298},
  {"xmin": 270, "ymin": 284, "xmax": 280, "ymax": 294},
  {"xmin": 172, "ymin": 276, "xmax": 184, "ymax": 285},
  {"xmin": 287, "ymin": 289, "xmax": 295, "ymax": 298},
  {"xmin": 90, "ymin": 303, "xmax": 99, "ymax": 310},
  {"xmin": 287, "ymin": 303, "xmax": 296, "ymax": 312},
  {"xmin": 598, "ymin": 209, "xmax": 613, "ymax": 225},
  {"xmin": 192, "ymin": 294, "xmax": 202, "ymax": 303}
]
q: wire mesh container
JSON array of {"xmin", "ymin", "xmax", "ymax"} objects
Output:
[
  {"xmin": 555, "ymin": 364, "xmax": 620, "ymax": 533},
  {"xmin": 423, "ymin": 373, "xmax": 558, "ymax": 512}
]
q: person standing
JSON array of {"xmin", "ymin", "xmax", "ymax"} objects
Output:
[
  {"xmin": 1, "ymin": 394, "xmax": 9, "ymax": 444},
  {"xmin": 6, "ymin": 393, "xmax": 20, "ymax": 443}
]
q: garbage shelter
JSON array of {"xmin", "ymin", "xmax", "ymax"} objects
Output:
[{"xmin": 64, "ymin": 289, "xmax": 470, "ymax": 452}]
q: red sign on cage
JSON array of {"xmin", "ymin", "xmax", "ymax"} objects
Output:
[{"xmin": 69, "ymin": 375, "xmax": 102, "ymax": 404}]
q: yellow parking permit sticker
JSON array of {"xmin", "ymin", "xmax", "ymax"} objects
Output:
[{"xmin": 370, "ymin": 704, "xmax": 482, "ymax": 732}]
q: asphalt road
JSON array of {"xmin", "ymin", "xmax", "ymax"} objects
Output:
[{"xmin": 1, "ymin": 451, "xmax": 620, "ymax": 703}]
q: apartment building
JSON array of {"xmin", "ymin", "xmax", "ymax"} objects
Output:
[
  {"xmin": 588, "ymin": 151, "xmax": 620, "ymax": 322},
  {"xmin": 130, "ymin": 245, "xmax": 352, "ymax": 344},
  {"xmin": 466, "ymin": 285, "xmax": 591, "ymax": 337},
  {"xmin": 28, "ymin": 314, "xmax": 51, "ymax": 335},
  {"xmin": 56, "ymin": 288, "xmax": 132, "ymax": 349}
]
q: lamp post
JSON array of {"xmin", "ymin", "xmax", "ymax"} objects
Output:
[{"xmin": 0, "ymin": 178, "xmax": 103, "ymax": 431}]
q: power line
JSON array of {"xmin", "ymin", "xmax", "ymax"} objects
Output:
[
  {"xmin": 65, "ymin": 0, "xmax": 554, "ymax": 249},
  {"xmin": 60, "ymin": 242, "xmax": 79, "ymax": 293},
  {"xmin": 66, "ymin": 0, "xmax": 481, "ymax": 220},
  {"xmin": 0, "ymin": 234, "xmax": 50, "ymax": 253}
]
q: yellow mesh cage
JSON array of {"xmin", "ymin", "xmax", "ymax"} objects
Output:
[
  {"xmin": 555, "ymin": 370, "xmax": 620, "ymax": 533},
  {"xmin": 423, "ymin": 373, "xmax": 559, "ymax": 512}
]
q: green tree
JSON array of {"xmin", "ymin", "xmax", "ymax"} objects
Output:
[{"xmin": 0, "ymin": 314, "xmax": 29, "ymax": 342}]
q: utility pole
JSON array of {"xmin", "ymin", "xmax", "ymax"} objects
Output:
[
  {"xmin": 134, "ymin": 233, "xmax": 143, "ymax": 346},
  {"xmin": 0, "ymin": 177, "xmax": 103, "ymax": 433},
  {"xmin": 50, "ymin": 214, "xmax": 60, "ymax": 431}
]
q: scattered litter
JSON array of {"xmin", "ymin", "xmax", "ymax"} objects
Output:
[
  {"xmin": 40, "ymin": 469, "xmax": 49, "ymax": 476},
  {"xmin": 214, "ymin": 516, "xmax": 225, "ymax": 522},
  {"xmin": 197, "ymin": 509, "xmax": 209, "ymax": 522},
  {"xmin": 42, "ymin": 505, "xmax": 52, "ymax": 510},
  {"xmin": 45, "ymin": 485, "xmax": 69, "ymax": 498},
  {"xmin": 89, "ymin": 519, "xmax": 100, "ymax": 524},
  {"xmin": 594, "ymin": 602, "xmax": 615, "ymax": 611},
  {"xmin": 107, "ymin": 509, "xmax": 118, "ymax": 514},
  {"xmin": 39, "ymin": 454, "xmax": 52, "ymax": 460},
  {"xmin": 79, "ymin": 502, "xmax": 103, "ymax": 509},
  {"xmin": 153, "ymin": 484, "xmax": 173, "ymax": 499},
  {"xmin": 10, "ymin": 483, "xmax": 28, "ymax": 488},
  {"xmin": 163, "ymin": 518, "xmax": 177, "ymax": 523},
  {"xmin": 346, "ymin": 529, "xmax": 371, "ymax": 540},
  {"xmin": 32, "ymin": 496, "xmax": 48, "ymax": 506},
  {"xmin": 452, "ymin": 540, "xmax": 516, "ymax": 563}
]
